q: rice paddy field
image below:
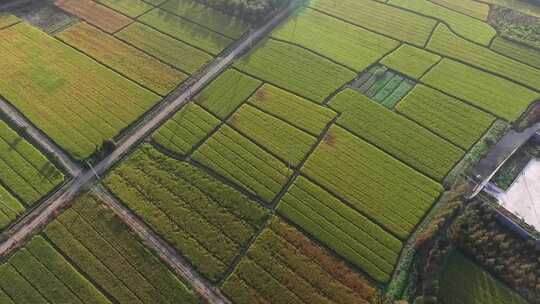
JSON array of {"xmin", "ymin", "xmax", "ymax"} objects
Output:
[{"xmin": 0, "ymin": 0, "xmax": 538, "ymax": 303}]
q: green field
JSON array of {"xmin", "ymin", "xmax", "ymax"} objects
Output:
[
  {"xmin": 427, "ymin": 24, "xmax": 540, "ymax": 89},
  {"xmin": 397, "ymin": 84, "xmax": 496, "ymax": 149},
  {"xmin": 139, "ymin": 8, "xmax": 232, "ymax": 55},
  {"xmin": 228, "ymin": 104, "xmax": 317, "ymax": 166},
  {"xmin": 235, "ymin": 39, "xmax": 357, "ymax": 103},
  {"xmin": 193, "ymin": 125, "xmax": 292, "ymax": 203},
  {"xmin": 491, "ymin": 37, "xmax": 540, "ymax": 69},
  {"xmin": 97, "ymin": 0, "xmax": 154, "ymax": 18},
  {"xmin": 309, "ymin": 0, "xmax": 437, "ymax": 47},
  {"xmin": 0, "ymin": 184, "xmax": 24, "ymax": 231},
  {"xmin": 0, "ymin": 194, "xmax": 201, "ymax": 304},
  {"xmin": 430, "ymin": 0, "xmax": 490, "ymax": 20},
  {"xmin": 390, "ymin": 0, "xmax": 496, "ymax": 45},
  {"xmin": 116, "ymin": 22, "xmax": 213, "ymax": 74},
  {"xmin": 421, "ymin": 59, "xmax": 538, "ymax": 121},
  {"xmin": 222, "ymin": 217, "xmax": 379, "ymax": 304},
  {"xmin": 195, "ymin": 69, "xmax": 261, "ymax": 119},
  {"xmin": 330, "ymin": 89, "xmax": 464, "ymax": 181},
  {"xmin": 380, "ymin": 44, "xmax": 441, "ymax": 79},
  {"xmin": 0, "ymin": 120, "xmax": 63, "ymax": 205},
  {"xmin": 278, "ymin": 176, "xmax": 402, "ymax": 283},
  {"xmin": 58, "ymin": 22, "xmax": 186, "ymax": 96},
  {"xmin": 302, "ymin": 125, "xmax": 443, "ymax": 239},
  {"xmin": 153, "ymin": 103, "xmax": 219, "ymax": 155},
  {"xmin": 440, "ymin": 252, "xmax": 528, "ymax": 304},
  {"xmin": 0, "ymin": 22, "xmax": 160, "ymax": 159},
  {"xmin": 0, "ymin": 14, "xmax": 19, "ymax": 29},
  {"xmin": 272, "ymin": 7, "xmax": 399, "ymax": 71},
  {"xmin": 161, "ymin": 0, "xmax": 249, "ymax": 39},
  {"xmin": 106, "ymin": 145, "xmax": 268, "ymax": 281},
  {"xmin": 247, "ymin": 84, "xmax": 336, "ymax": 136}
]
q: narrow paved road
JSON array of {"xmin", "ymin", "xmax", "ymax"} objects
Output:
[
  {"xmin": 92, "ymin": 185, "xmax": 230, "ymax": 304},
  {"xmin": 0, "ymin": 97, "xmax": 81, "ymax": 176},
  {"xmin": 0, "ymin": 3, "xmax": 298, "ymax": 302}
]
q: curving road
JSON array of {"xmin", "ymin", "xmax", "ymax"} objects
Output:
[{"xmin": 0, "ymin": 2, "xmax": 299, "ymax": 303}]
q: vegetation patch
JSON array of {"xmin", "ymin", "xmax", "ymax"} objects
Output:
[
  {"xmin": 0, "ymin": 184, "xmax": 24, "ymax": 232},
  {"xmin": 302, "ymin": 125, "xmax": 443, "ymax": 240},
  {"xmin": 430, "ymin": 0, "xmax": 490, "ymax": 21},
  {"xmin": 380, "ymin": 44, "xmax": 441, "ymax": 80},
  {"xmin": 0, "ymin": 14, "xmax": 19, "ymax": 29},
  {"xmin": 222, "ymin": 217, "xmax": 379, "ymax": 304},
  {"xmin": 330, "ymin": 89, "xmax": 464, "ymax": 181},
  {"xmin": 236, "ymin": 39, "xmax": 356, "ymax": 103},
  {"xmin": 106, "ymin": 145, "xmax": 268, "ymax": 282},
  {"xmin": 58, "ymin": 22, "xmax": 186, "ymax": 96},
  {"xmin": 55, "ymin": 0, "xmax": 131, "ymax": 33},
  {"xmin": 193, "ymin": 125, "xmax": 292, "ymax": 203},
  {"xmin": 421, "ymin": 59, "xmax": 538, "ymax": 121},
  {"xmin": 491, "ymin": 36, "xmax": 540, "ymax": 69},
  {"xmin": 488, "ymin": 5, "xmax": 540, "ymax": 49},
  {"xmin": 96, "ymin": 0, "xmax": 154, "ymax": 18},
  {"xmin": 309, "ymin": 0, "xmax": 437, "ymax": 47}
]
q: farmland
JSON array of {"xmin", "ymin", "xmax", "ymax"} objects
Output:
[
  {"xmin": 97, "ymin": 0, "xmax": 154, "ymax": 18},
  {"xmin": 55, "ymin": 0, "xmax": 131, "ymax": 33},
  {"xmin": 380, "ymin": 44, "xmax": 441, "ymax": 79},
  {"xmin": 491, "ymin": 37, "xmax": 540, "ymax": 69},
  {"xmin": 430, "ymin": 0, "xmax": 490, "ymax": 20}
]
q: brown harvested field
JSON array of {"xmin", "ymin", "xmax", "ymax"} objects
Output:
[{"xmin": 55, "ymin": 0, "xmax": 132, "ymax": 33}]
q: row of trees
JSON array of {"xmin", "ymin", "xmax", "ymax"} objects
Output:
[{"xmin": 197, "ymin": 0, "xmax": 292, "ymax": 23}]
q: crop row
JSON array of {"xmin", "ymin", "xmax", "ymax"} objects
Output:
[
  {"xmin": 421, "ymin": 59, "xmax": 538, "ymax": 122},
  {"xmin": 430, "ymin": 0, "xmax": 489, "ymax": 20},
  {"xmin": 440, "ymin": 252, "xmax": 528, "ymax": 304},
  {"xmin": 271, "ymin": 7, "xmax": 398, "ymax": 71},
  {"xmin": 161, "ymin": 0, "xmax": 249, "ymax": 39},
  {"xmin": 115, "ymin": 22, "xmax": 213, "ymax": 74},
  {"xmin": 193, "ymin": 125, "xmax": 292, "ymax": 203},
  {"xmin": 427, "ymin": 23, "xmax": 540, "ymax": 90},
  {"xmin": 154, "ymin": 103, "xmax": 219, "ymax": 155},
  {"xmin": 138, "ymin": 8, "xmax": 232, "ymax": 55},
  {"xmin": 195, "ymin": 69, "xmax": 261, "ymax": 119},
  {"xmin": 96, "ymin": 0, "xmax": 154, "ymax": 18},
  {"xmin": 0, "ymin": 22, "xmax": 160, "ymax": 159},
  {"xmin": 390, "ymin": 0, "xmax": 496, "ymax": 45},
  {"xmin": 235, "ymin": 38, "xmax": 356, "ymax": 103},
  {"xmin": 302, "ymin": 125, "xmax": 443, "ymax": 239},
  {"xmin": 380, "ymin": 44, "xmax": 441, "ymax": 79},
  {"xmin": 55, "ymin": 0, "xmax": 131, "ymax": 33},
  {"xmin": 277, "ymin": 176, "xmax": 402, "ymax": 283},
  {"xmin": 0, "ymin": 120, "xmax": 63, "ymax": 205},
  {"xmin": 397, "ymin": 84, "xmax": 495, "ymax": 149},
  {"xmin": 228, "ymin": 104, "xmax": 316, "ymax": 166},
  {"xmin": 222, "ymin": 217, "xmax": 378, "ymax": 304},
  {"xmin": 309, "ymin": 0, "xmax": 436, "ymax": 47},
  {"xmin": 58, "ymin": 22, "xmax": 186, "ymax": 96},
  {"xmin": 0, "ymin": 185, "xmax": 24, "ymax": 231},
  {"xmin": 247, "ymin": 84, "xmax": 336, "ymax": 136},
  {"xmin": 329, "ymin": 89, "xmax": 464, "ymax": 181},
  {"xmin": 490, "ymin": 37, "xmax": 540, "ymax": 70},
  {"xmin": 106, "ymin": 145, "xmax": 267, "ymax": 281}
]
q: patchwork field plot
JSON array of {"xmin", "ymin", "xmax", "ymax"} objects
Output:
[
  {"xmin": 427, "ymin": 24, "xmax": 540, "ymax": 89},
  {"xmin": 397, "ymin": 84, "xmax": 495, "ymax": 149},
  {"xmin": 380, "ymin": 44, "xmax": 441, "ymax": 79},
  {"xmin": 0, "ymin": 14, "xmax": 19, "ymax": 29},
  {"xmin": 193, "ymin": 125, "xmax": 292, "ymax": 203},
  {"xmin": 309, "ymin": 0, "xmax": 437, "ymax": 47},
  {"xmin": 330, "ymin": 89, "xmax": 464, "ymax": 181},
  {"xmin": 58, "ymin": 22, "xmax": 186, "ymax": 96},
  {"xmin": 115, "ymin": 22, "xmax": 213, "ymax": 74},
  {"xmin": 0, "ymin": 22, "xmax": 160, "ymax": 159},
  {"xmin": 161, "ymin": 0, "xmax": 249, "ymax": 39},
  {"xmin": 247, "ymin": 84, "xmax": 336, "ymax": 136},
  {"xmin": 55, "ymin": 0, "xmax": 131, "ymax": 33},
  {"xmin": 195, "ymin": 69, "xmax": 261, "ymax": 119},
  {"xmin": 154, "ymin": 103, "xmax": 219, "ymax": 155},
  {"xmin": 228, "ymin": 104, "xmax": 317, "ymax": 167},
  {"xmin": 106, "ymin": 145, "xmax": 268, "ymax": 281},
  {"xmin": 0, "ymin": 120, "xmax": 63, "ymax": 206},
  {"xmin": 350, "ymin": 65, "xmax": 415, "ymax": 109},
  {"xmin": 222, "ymin": 217, "xmax": 379, "ymax": 304},
  {"xmin": 272, "ymin": 8, "xmax": 399, "ymax": 71},
  {"xmin": 96, "ymin": 0, "xmax": 154, "ymax": 18},
  {"xmin": 440, "ymin": 252, "xmax": 528, "ymax": 304},
  {"xmin": 236, "ymin": 39, "xmax": 356, "ymax": 103},
  {"xmin": 0, "ymin": 194, "xmax": 201, "ymax": 304},
  {"xmin": 278, "ymin": 176, "xmax": 402, "ymax": 283},
  {"xmin": 0, "ymin": 185, "xmax": 24, "ymax": 232},
  {"xmin": 302, "ymin": 125, "xmax": 443, "ymax": 239},
  {"xmin": 139, "ymin": 8, "xmax": 232, "ymax": 55},
  {"xmin": 422, "ymin": 59, "xmax": 538, "ymax": 121},
  {"xmin": 491, "ymin": 37, "xmax": 540, "ymax": 69},
  {"xmin": 430, "ymin": 0, "xmax": 490, "ymax": 20},
  {"xmin": 390, "ymin": 0, "xmax": 496, "ymax": 45}
]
